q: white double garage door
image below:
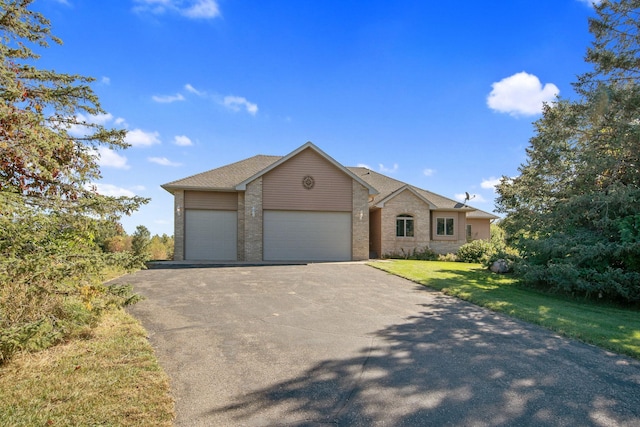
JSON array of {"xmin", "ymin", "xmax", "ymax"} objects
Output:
[{"xmin": 185, "ymin": 210, "xmax": 352, "ymax": 261}]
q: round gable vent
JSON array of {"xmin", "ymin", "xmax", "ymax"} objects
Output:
[{"xmin": 302, "ymin": 175, "xmax": 315, "ymax": 190}]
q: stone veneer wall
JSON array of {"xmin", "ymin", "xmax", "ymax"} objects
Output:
[
  {"xmin": 379, "ymin": 190, "xmax": 430, "ymax": 257},
  {"xmin": 244, "ymin": 177, "xmax": 263, "ymax": 261},
  {"xmin": 352, "ymin": 181, "xmax": 370, "ymax": 260},
  {"xmin": 173, "ymin": 190, "xmax": 185, "ymax": 261},
  {"xmin": 237, "ymin": 192, "xmax": 245, "ymax": 261},
  {"xmin": 429, "ymin": 240, "xmax": 467, "ymax": 255}
]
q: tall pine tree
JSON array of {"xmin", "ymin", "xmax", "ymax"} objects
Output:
[
  {"xmin": 0, "ymin": 0, "xmax": 148, "ymax": 361},
  {"xmin": 496, "ymin": 0, "xmax": 640, "ymax": 302}
]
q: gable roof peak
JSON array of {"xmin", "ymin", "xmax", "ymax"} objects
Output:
[{"xmin": 235, "ymin": 141, "xmax": 378, "ymax": 195}]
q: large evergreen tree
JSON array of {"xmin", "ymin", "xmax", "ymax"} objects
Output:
[
  {"xmin": 496, "ymin": 0, "xmax": 640, "ymax": 302},
  {"xmin": 0, "ymin": 0, "xmax": 148, "ymax": 361}
]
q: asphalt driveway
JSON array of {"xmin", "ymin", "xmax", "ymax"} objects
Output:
[{"xmin": 116, "ymin": 263, "xmax": 640, "ymax": 426}]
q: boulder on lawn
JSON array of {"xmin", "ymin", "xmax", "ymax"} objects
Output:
[{"xmin": 490, "ymin": 259, "xmax": 510, "ymax": 274}]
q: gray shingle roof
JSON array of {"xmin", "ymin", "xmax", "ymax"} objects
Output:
[
  {"xmin": 466, "ymin": 209, "xmax": 500, "ymax": 219},
  {"xmin": 347, "ymin": 167, "xmax": 497, "ymax": 215},
  {"xmin": 162, "ymin": 155, "xmax": 281, "ymax": 192},
  {"xmin": 162, "ymin": 150, "xmax": 499, "ymax": 219},
  {"xmin": 347, "ymin": 167, "xmax": 407, "ymax": 205}
]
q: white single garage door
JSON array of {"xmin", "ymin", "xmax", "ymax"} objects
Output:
[
  {"xmin": 263, "ymin": 211, "xmax": 351, "ymax": 261},
  {"xmin": 185, "ymin": 210, "xmax": 237, "ymax": 260}
]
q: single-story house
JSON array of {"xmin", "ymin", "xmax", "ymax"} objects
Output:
[{"xmin": 162, "ymin": 142, "xmax": 498, "ymax": 261}]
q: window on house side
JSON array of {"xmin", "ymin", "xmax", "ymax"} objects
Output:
[
  {"xmin": 466, "ymin": 224, "xmax": 472, "ymax": 241},
  {"xmin": 396, "ymin": 214, "xmax": 414, "ymax": 237},
  {"xmin": 436, "ymin": 217, "xmax": 455, "ymax": 236}
]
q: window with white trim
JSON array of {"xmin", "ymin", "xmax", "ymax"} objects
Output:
[
  {"xmin": 436, "ymin": 217, "xmax": 455, "ymax": 236},
  {"xmin": 396, "ymin": 214, "xmax": 414, "ymax": 237}
]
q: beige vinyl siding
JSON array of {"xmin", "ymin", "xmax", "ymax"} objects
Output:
[
  {"xmin": 458, "ymin": 212, "xmax": 467, "ymax": 239},
  {"xmin": 466, "ymin": 218, "xmax": 491, "ymax": 241},
  {"xmin": 184, "ymin": 191, "xmax": 238, "ymax": 210},
  {"xmin": 262, "ymin": 147, "xmax": 352, "ymax": 211}
]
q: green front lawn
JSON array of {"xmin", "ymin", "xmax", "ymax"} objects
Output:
[{"xmin": 370, "ymin": 260, "xmax": 640, "ymax": 359}]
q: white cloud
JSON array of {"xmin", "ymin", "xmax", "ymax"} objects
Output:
[
  {"xmin": 64, "ymin": 122, "xmax": 85, "ymax": 137},
  {"xmin": 101, "ymin": 76, "xmax": 111, "ymax": 85},
  {"xmin": 133, "ymin": 0, "xmax": 170, "ymax": 15},
  {"xmin": 185, "ymin": 83, "xmax": 204, "ymax": 96},
  {"xmin": 148, "ymin": 156, "xmax": 182, "ymax": 167},
  {"xmin": 174, "ymin": 135, "xmax": 193, "ymax": 146},
  {"xmin": 423, "ymin": 168, "xmax": 436, "ymax": 177},
  {"xmin": 88, "ymin": 183, "xmax": 136, "ymax": 198},
  {"xmin": 125, "ymin": 129, "xmax": 161, "ymax": 146},
  {"xmin": 379, "ymin": 163, "xmax": 398, "ymax": 174},
  {"xmin": 67, "ymin": 112, "xmax": 115, "ymax": 137},
  {"xmin": 222, "ymin": 96, "xmax": 258, "ymax": 115},
  {"xmin": 183, "ymin": 0, "xmax": 220, "ymax": 18},
  {"xmin": 487, "ymin": 71, "xmax": 559, "ymax": 117},
  {"xmin": 481, "ymin": 177, "xmax": 501, "ymax": 190},
  {"xmin": 88, "ymin": 112, "xmax": 114, "ymax": 125},
  {"xmin": 133, "ymin": 0, "xmax": 221, "ymax": 19},
  {"xmin": 356, "ymin": 163, "xmax": 372, "ymax": 170},
  {"xmin": 152, "ymin": 93, "xmax": 185, "ymax": 103},
  {"xmin": 96, "ymin": 147, "xmax": 130, "ymax": 169}
]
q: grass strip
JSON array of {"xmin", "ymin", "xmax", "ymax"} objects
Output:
[
  {"xmin": 370, "ymin": 260, "xmax": 640, "ymax": 360},
  {"xmin": 0, "ymin": 308, "xmax": 174, "ymax": 426}
]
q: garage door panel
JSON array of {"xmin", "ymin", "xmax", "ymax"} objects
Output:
[
  {"xmin": 185, "ymin": 210, "xmax": 237, "ymax": 260},
  {"xmin": 264, "ymin": 211, "xmax": 351, "ymax": 261}
]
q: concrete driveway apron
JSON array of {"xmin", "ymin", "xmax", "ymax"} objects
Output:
[{"xmin": 117, "ymin": 263, "xmax": 640, "ymax": 426}]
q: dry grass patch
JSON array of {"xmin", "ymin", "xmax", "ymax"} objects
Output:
[{"xmin": 0, "ymin": 308, "xmax": 174, "ymax": 426}]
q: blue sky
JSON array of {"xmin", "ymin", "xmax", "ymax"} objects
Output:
[{"xmin": 35, "ymin": 0, "xmax": 601, "ymax": 236}]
